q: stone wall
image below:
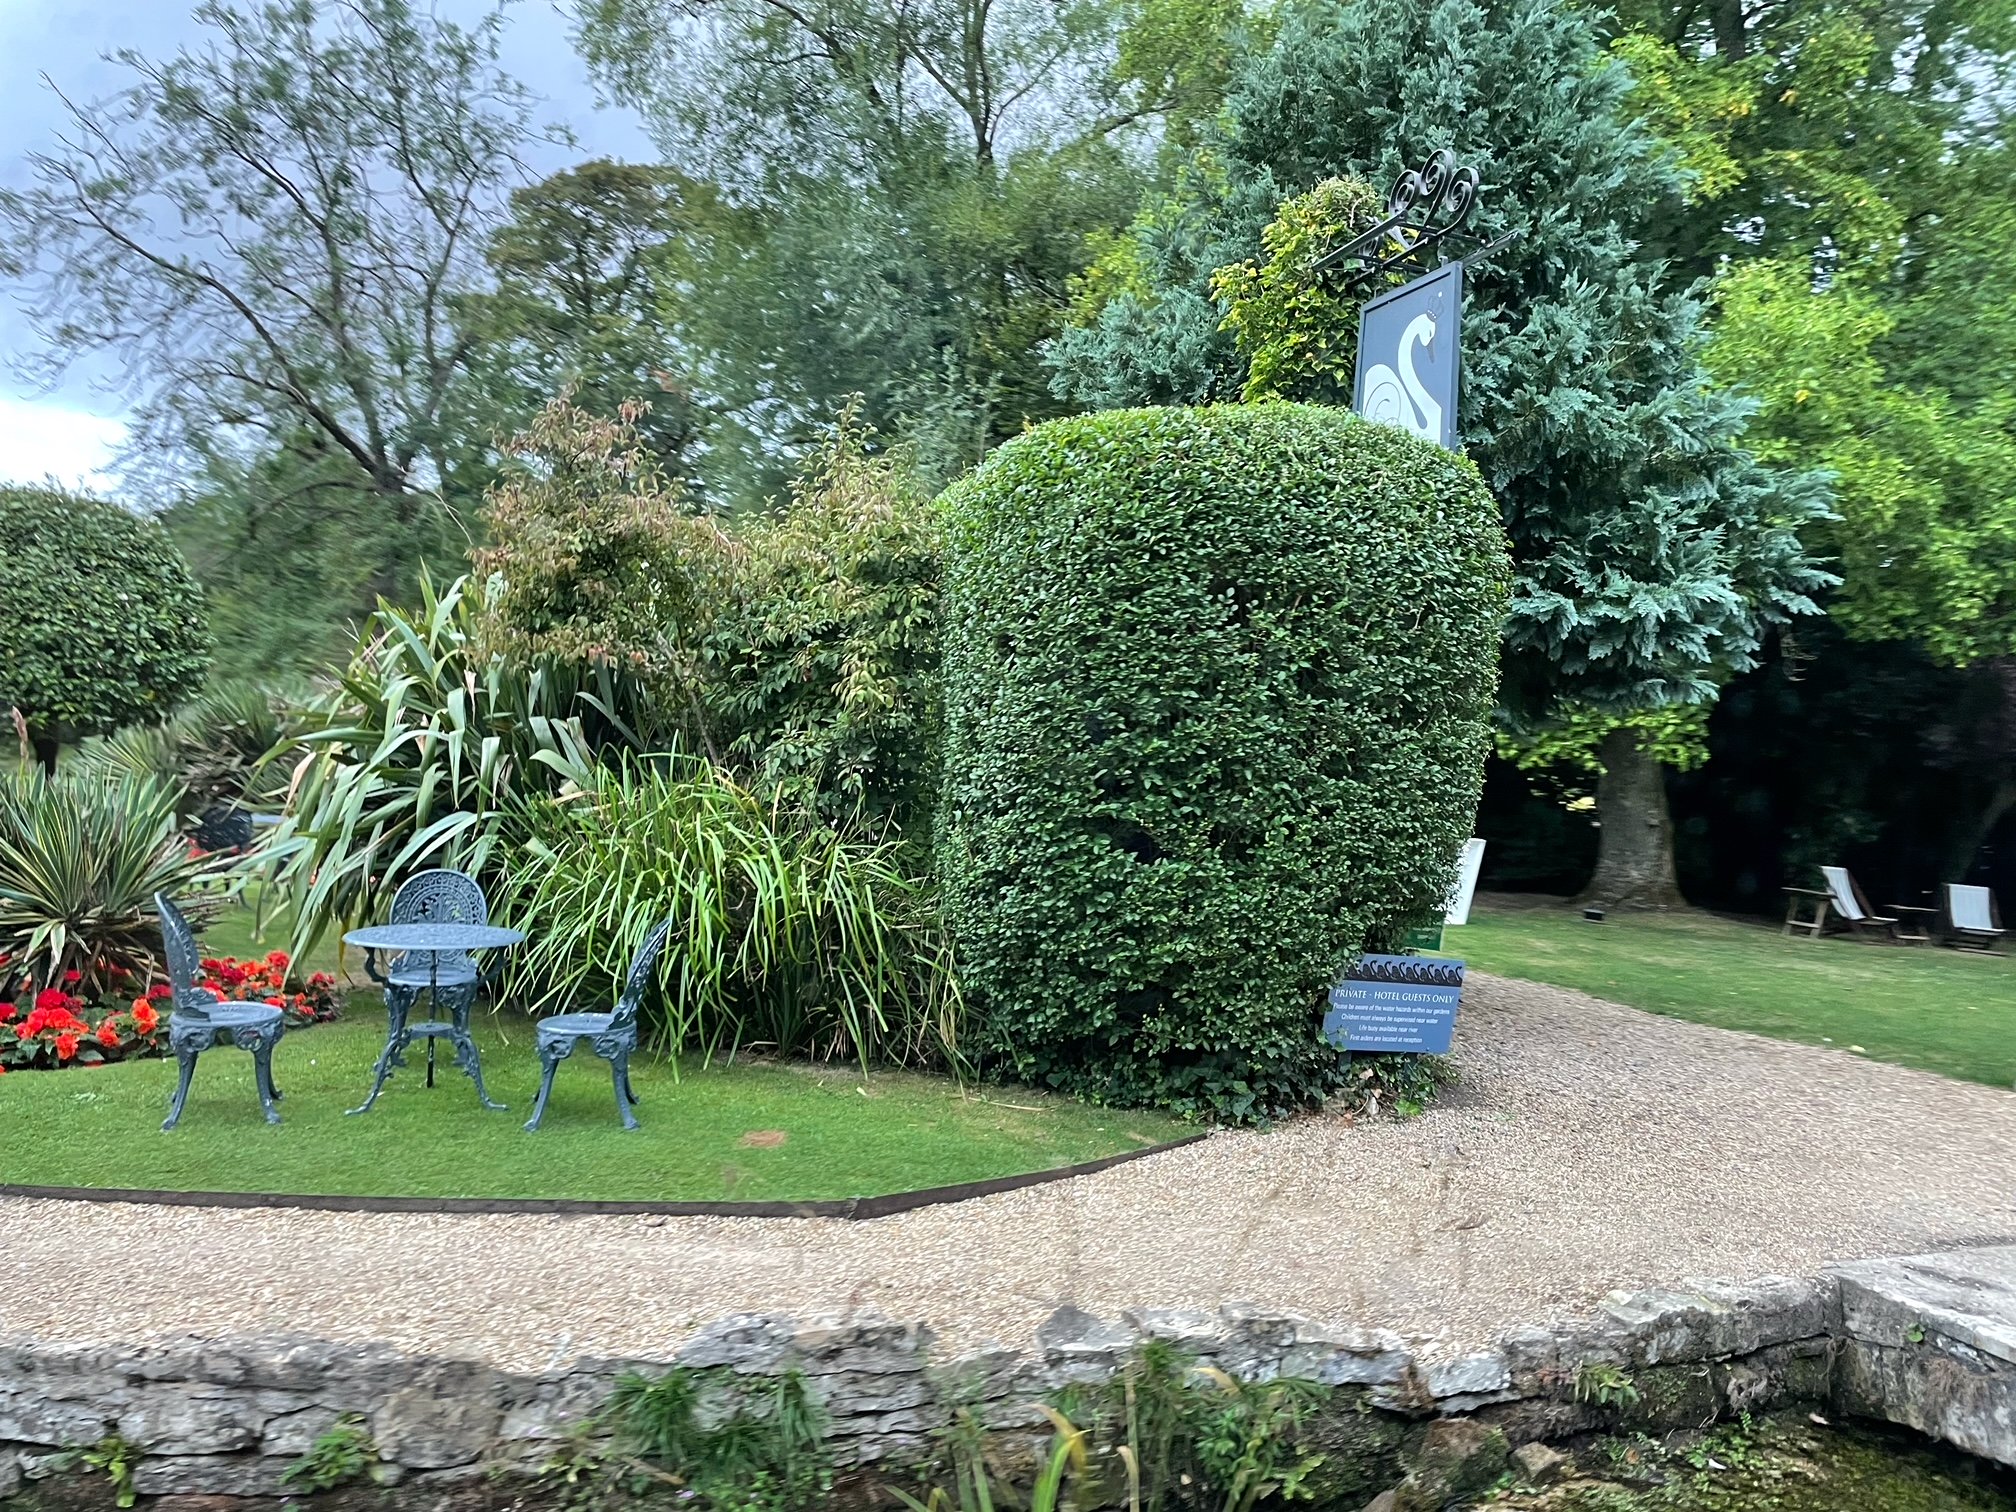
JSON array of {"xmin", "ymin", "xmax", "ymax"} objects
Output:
[{"xmin": 3, "ymin": 1248, "xmax": 2011, "ymax": 1503}]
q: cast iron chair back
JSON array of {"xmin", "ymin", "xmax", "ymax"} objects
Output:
[
  {"xmin": 609, "ymin": 917, "xmax": 677, "ymax": 1036},
  {"xmin": 155, "ymin": 892, "xmax": 211, "ymax": 1020},
  {"xmin": 387, "ymin": 868, "xmax": 488, "ymax": 979}
]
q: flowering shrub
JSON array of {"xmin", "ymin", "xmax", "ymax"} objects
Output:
[
  {"xmin": 0, "ymin": 980, "xmax": 165, "ymax": 1069},
  {"xmin": 0, "ymin": 951, "xmax": 341, "ymax": 1073},
  {"xmin": 199, "ymin": 951, "xmax": 342, "ymax": 1028}
]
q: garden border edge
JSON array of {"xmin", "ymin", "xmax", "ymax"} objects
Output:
[{"xmin": 0, "ymin": 1130, "xmax": 1209, "ymax": 1220}]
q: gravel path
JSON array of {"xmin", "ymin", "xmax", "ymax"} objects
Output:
[{"xmin": 7, "ymin": 973, "xmax": 2016, "ymax": 1371}]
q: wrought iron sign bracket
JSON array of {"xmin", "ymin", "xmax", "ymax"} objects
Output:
[{"xmin": 1313, "ymin": 148, "xmax": 1507, "ymax": 295}]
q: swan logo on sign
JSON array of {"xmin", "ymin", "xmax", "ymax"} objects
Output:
[{"xmin": 1353, "ymin": 261, "xmax": 1461, "ymax": 451}]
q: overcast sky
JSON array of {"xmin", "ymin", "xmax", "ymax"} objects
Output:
[{"xmin": 0, "ymin": 0, "xmax": 652, "ymax": 490}]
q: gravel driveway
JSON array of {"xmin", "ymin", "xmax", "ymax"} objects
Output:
[{"xmin": 6, "ymin": 972, "xmax": 2016, "ymax": 1371}]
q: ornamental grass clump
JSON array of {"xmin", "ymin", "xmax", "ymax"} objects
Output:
[
  {"xmin": 505, "ymin": 761, "xmax": 961, "ymax": 1069},
  {"xmin": 936, "ymin": 403, "xmax": 1511, "ymax": 1122}
]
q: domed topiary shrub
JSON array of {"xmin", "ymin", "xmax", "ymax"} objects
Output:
[
  {"xmin": 936, "ymin": 404, "xmax": 1511, "ymax": 1122},
  {"xmin": 0, "ymin": 486, "xmax": 211, "ymax": 768}
]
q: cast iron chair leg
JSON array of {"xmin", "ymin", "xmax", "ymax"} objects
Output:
[
  {"xmin": 620, "ymin": 1061, "xmax": 640, "ymax": 1106},
  {"xmin": 162, "ymin": 1050, "xmax": 198, "ymax": 1132},
  {"xmin": 253, "ymin": 1038, "xmax": 283, "ymax": 1125},
  {"xmin": 524, "ymin": 1055, "xmax": 560, "ymax": 1132},
  {"xmin": 610, "ymin": 1055, "xmax": 640, "ymax": 1131}
]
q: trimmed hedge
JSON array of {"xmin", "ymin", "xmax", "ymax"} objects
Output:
[
  {"xmin": 0, "ymin": 486, "xmax": 210, "ymax": 762},
  {"xmin": 935, "ymin": 404, "xmax": 1511, "ymax": 1122}
]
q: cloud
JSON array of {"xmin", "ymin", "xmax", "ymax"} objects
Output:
[{"xmin": 0, "ymin": 397, "xmax": 127, "ymax": 492}]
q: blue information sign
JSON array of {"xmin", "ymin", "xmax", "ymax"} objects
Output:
[
  {"xmin": 1323, "ymin": 955, "xmax": 1464, "ymax": 1054},
  {"xmin": 1352, "ymin": 262, "xmax": 1462, "ymax": 451}
]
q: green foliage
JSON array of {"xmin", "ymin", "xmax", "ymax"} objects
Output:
[
  {"xmin": 280, "ymin": 1415, "xmax": 381, "ymax": 1492},
  {"xmin": 1047, "ymin": 0, "xmax": 1834, "ymax": 716},
  {"xmin": 1574, "ymin": 1361, "xmax": 1642, "ymax": 1412},
  {"xmin": 251, "ymin": 574, "xmax": 658, "ymax": 955},
  {"xmin": 571, "ymin": 0, "xmax": 1155, "ymax": 501},
  {"xmin": 478, "ymin": 399, "xmax": 943, "ymax": 835},
  {"xmin": 705, "ymin": 408, "xmax": 944, "ymax": 837},
  {"xmin": 937, "ymin": 404, "xmax": 1510, "ymax": 1121},
  {"xmin": 452, "ymin": 160, "xmax": 714, "ymax": 487},
  {"xmin": 0, "ymin": 767, "xmax": 216, "ymax": 997},
  {"xmin": 504, "ymin": 760, "xmax": 960, "ymax": 1068},
  {"xmin": 76, "ymin": 681, "xmax": 307, "ymax": 821},
  {"xmin": 0, "ymin": 486, "xmax": 211, "ymax": 759},
  {"xmin": 603, "ymin": 1366, "xmax": 832, "ymax": 1512},
  {"xmin": 0, "ymin": 0, "xmax": 545, "ymax": 554},
  {"xmin": 476, "ymin": 393, "xmax": 732, "ymax": 736},
  {"xmin": 1336, "ymin": 1052, "xmax": 1456, "ymax": 1120},
  {"xmin": 1708, "ymin": 256, "xmax": 2016, "ymax": 668},
  {"xmin": 1496, "ymin": 704, "xmax": 1715, "ymax": 808},
  {"xmin": 915, "ymin": 1341, "xmax": 1330, "ymax": 1512},
  {"xmin": 68, "ymin": 1435, "xmax": 140, "ymax": 1509},
  {"xmin": 1211, "ymin": 176, "xmax": 1385, "ymax": 402}
]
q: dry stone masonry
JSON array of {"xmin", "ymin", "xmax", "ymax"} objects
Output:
[{"xmin": 5, "ymin": 1244, "xmax": 2016, "ymax": 1501}]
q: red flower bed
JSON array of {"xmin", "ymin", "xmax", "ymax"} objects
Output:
[{"xmin": 0, "ymin": 951, "xmax": 342, "ymax": 1073}]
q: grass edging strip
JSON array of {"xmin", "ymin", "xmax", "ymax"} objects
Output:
[{"xmin": 0, "ymin": 1130, "xmax": 1209, "ymax": 1220}]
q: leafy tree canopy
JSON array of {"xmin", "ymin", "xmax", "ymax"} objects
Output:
[
  {"xmin": 1049, "ymin": 0, "xmax": 1832, "ymax": 716},
  {"xmin": 0, "ymin": 487, "xmax": 211, "ymax": 766}
]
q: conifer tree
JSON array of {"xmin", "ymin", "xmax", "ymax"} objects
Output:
[{"xmin": 1047, "ymin": 0, "xmax": 1831, "ymax": 907}]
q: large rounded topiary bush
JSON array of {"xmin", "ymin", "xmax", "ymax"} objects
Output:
[
  {"xmin": 0, "ymin": 486, "xmax": 211, "ymax": 768},
  {"xmin": 936, "ymin": 404, "xmax": 1511, "ymax": 1121}
]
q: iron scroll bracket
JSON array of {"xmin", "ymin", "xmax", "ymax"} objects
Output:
[{"xmin": 1313, "ymin": 148, "xmax": 1514, "ymax": 294}]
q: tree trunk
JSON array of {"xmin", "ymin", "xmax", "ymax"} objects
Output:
[
  {"xmin": 1576, "ymin": 728, "xmax": 1685, "ymax": 909},
  {"xmin": 30, "ymin": 731, "xmax": 59, "ymax": 775},
  {"xmin": 1947, "ymin": 777, "xmax": 2016, "ymax": 883}
]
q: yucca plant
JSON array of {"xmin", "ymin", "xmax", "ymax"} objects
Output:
[
  {"xmin": 0, "ymin": 766, "xmax": 218, "ymax": 995},
  {"xmin": 502, "ymin": 759, "xmax": 962, "ymax": 1069},
  {"xmin": 248, "ymin": 574, "xmax": 665, "ymax": 955},
  {"xmin": 76, "ymin": 679, "xmax": 308, "ymax": 819}
]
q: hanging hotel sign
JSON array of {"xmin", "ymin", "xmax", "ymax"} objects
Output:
[
  {"xmin": 1313, "ymin": 147, "xmax": 1512, "ymax": 454},
  {"xmin": 1353, "ymin": 262, "xmax": 1461, "ymax": 450}
]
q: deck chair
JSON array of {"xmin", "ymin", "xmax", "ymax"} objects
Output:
[
  {"xmin": 1783, "ymin": 866, "xmax": 1933, "ymax": 944},
  {"xmin": 1944, "ymin": 884, "xmax": 2006, "ymax": 953}
]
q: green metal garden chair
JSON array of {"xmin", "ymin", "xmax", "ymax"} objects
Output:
[
  {"xmin": 523, "ymin": 918, "xmax": 674, "ymax": 1133},
  {"xmin": 155, "ymin": 892, "xmax": 285, "ymax": 1132}
]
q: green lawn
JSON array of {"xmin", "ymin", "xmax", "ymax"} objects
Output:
[
  {"xmin": 1446, "ymin": 901, "xmax": 2016, "ymax": 1088},
  {"xmin": 1, "ymin": 1011, "xmax": 1187, "ymax": 1202}
]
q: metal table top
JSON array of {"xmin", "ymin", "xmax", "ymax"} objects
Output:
[{"xmin": 341, "ymin": 922, "xmax": 526, "ymax": 953}]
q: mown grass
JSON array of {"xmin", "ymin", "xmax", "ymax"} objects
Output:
[
  {"xmin": 0, "ymin": 1009, "xmax": 1187, "ymax": 1200},
  {"xmin": 1446, "ymin": 899, "xmax": 2016, "ymax": 1088},
  {"xmin": 2, "ymin": 899, "xmax": 1186, "ymax": 1202}
]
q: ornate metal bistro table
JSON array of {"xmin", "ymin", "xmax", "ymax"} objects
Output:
[{"xmin": 341, "ymin": 922, "xmax": 525, "ymax": 1115}]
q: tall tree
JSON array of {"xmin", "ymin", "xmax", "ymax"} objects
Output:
[
  {"xmin": 1048, "ymin": 0, "xmax": 1832, "ymax": 907},
  {"xmin": 0, "ymin": 0, "xmax": 549, "ymax": 602},
  {"xmin": 570, "ymin": 0, "xmax": 1159, "ymax": 499},
  {"xmin": 1612, "ymin": 0, "xmax": 2016, "ymax": 879},
  {"xmin": 450, "ymin": 160, "xmax": 715, "ymax": 492}
]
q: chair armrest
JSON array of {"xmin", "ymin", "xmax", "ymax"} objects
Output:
[
  {"xmin": 360, "ymin": 947, "xmax": 390, "ymax": 988},
  {"xmin": 1782, "ymin": 887, "xmax": 1830, "ymax": 898},
  {"xmin": 1890, "ymin": 904, "xmax": 1939, "ymax": 916}
]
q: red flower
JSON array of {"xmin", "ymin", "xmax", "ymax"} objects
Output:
[
  {"xmin": 264, "ymin": 996, "xmax": 284, "ymax": 1008},
  {"xmin": 266, "ymin": 951, "xmax": 290, "ymax": 969},
  {"xmin": 96, "ymin": 1020, "xmax": 121, "ymax": 1049},
  {"xmin": 146, "ymin": 983, "xmax": 172, "ymax": 1000},
  {"xmin": 34, "ymin": 987, "xmax": 67, "ymax": 1013},
  {"xmin": 61, "ymin": 969, "xmax": 81, "ymax": 986},
  {"xmin": 133, "ymin": 1003, "xmax": 159, "ymax": 1033},
  {"xmin": 0, "ymin": 1003, "xmax": 14, "ymax": 1023},
  {"xmin": 53, "ymin": 1032, "xmax": 78, "ymax": 1062}
]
